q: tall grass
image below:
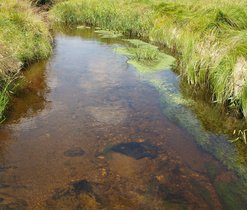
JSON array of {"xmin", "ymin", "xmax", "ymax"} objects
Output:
[
  {"xmin": 0, "ymin": 81, "xmax": 10, "ymax": 123},
  {"xmin": 51, "ymin": 0, "xmax": 247, "ymax": 118},
  {"xmin": 0, "ymin": 0, "xmax": 52, "ymax": 121},
  {"xmin": 50, "ymin": 0, "xmax": 153, "ymax": 37}
]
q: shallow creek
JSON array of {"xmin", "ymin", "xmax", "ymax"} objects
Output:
[{"xmin": 0, "ymin": 29, "xmax": 246, "ymax": 209}]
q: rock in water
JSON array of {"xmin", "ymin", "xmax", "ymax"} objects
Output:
[
  {"xmin": 46, "ymin": 180, "xmax": 103, "ymax": 209},
  {"xmin": 111, "ymin": 141, "xmax": 158, "ymax": 159}
]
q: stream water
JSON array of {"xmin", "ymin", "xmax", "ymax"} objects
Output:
[{"xmin": 0, "ymin": 29, "xmax": 246, "ymax": 210}]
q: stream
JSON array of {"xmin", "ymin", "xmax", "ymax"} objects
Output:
[{"xmin": 0, "ymin": 28, "xmax": 246, "ymax": 209}]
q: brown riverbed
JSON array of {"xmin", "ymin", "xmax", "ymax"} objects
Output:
[{"xmin": 0, "ymin": 29, "xmax": 246, "ymax": 210}]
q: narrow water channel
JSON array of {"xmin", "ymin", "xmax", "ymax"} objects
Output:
[{"xmin": 0, "ymin": 29, "xmax": 246, "ymax": 209}]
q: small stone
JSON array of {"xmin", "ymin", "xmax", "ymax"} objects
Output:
[
  {"xmin": 137, "ymin": 138, "xmax": 145, "ymax": 143},
  {"xmin": 101, "ymin": 168, "xmax": 107, "ymax": 177},
  {"xmin": 97, "ymin": 155, "xmax": 105, "ymax": 160},
  {"xmin": 161, "ymin": 155, "xmax": 168, "ymax": 161},
  {"xmin": 156, "ymin": 175, "xmax": 164, "ymax": 182}
]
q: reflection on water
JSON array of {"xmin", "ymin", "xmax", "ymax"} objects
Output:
[
  {"xmin": 7, "ymin": 61, "xmax": 50, "ymax": 123},
  {"xmin": 0, "ymin": 29, "xmax": 246, "ymax": 209}
]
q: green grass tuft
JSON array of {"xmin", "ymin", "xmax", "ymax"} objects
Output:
[{"xmin": 0, "ymin": 82, "xmax": 10, "ymax": 122}]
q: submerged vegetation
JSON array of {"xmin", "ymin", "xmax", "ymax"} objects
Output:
[
  {"xmin": 0, "ymin": 0, "xmax": 246, "ymax": 207},
  {"xmin": 101, "ymin": 29, "xmax": 247, "ymax": 206},
  {"xmin": 115, "ymin": 39, "xmax": 175, "ymax": 72},
  {"xmin": 96, "ymin": 22, "xmax": 247, "ymax": 190},
  {"xmin": 50, "ymin": 0, "xmax": 247, "ymax": 205},
  {"xmin": 51, "ymin": 0, "xmax": 247, "ymax": 197},
  {"xmin": 0, "ymin": 0, "xmax": 52, "ymax": 120},
  {"xmin": 95, "ymin": 30, "xmax": 123, "ymax": 39},
  {"xmin": 51, "ymin": 0, "xmax": 247, "ymax": 118}
]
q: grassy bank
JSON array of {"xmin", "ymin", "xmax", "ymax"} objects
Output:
[
  {"xmin": 0, "ymin": 0, "xmax": 52, "ymax": 120},
  {"xmin": 50, "ymin": 0, "xmax": 247, "ymax": 117}
]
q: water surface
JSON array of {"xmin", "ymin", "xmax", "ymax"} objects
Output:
[{"xmin": 0, "ymin": 29, "xmax": 246, "ymax": 209}]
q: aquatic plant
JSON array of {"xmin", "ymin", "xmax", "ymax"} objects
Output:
[
  {"xmin": 150, "ymin": 76, "xmax": 247, "ymax": 197},
  {"xmin": 115, "ymin": 39, "xmax": 175, "ymax": 72},
  {"xmin": 95, "ymin": 30, "xmax": 123, "ymax": 39},
  {"xmin": 115, "ymin": 40, "xmax": 247, "ymax": 206},
  {"xmin": 111, "ymin": 33, "xmax": 247, "ymax": 184},
  {"xmin": 215, "ymin": 179, "xmax": 247, "ymax": 210}
]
